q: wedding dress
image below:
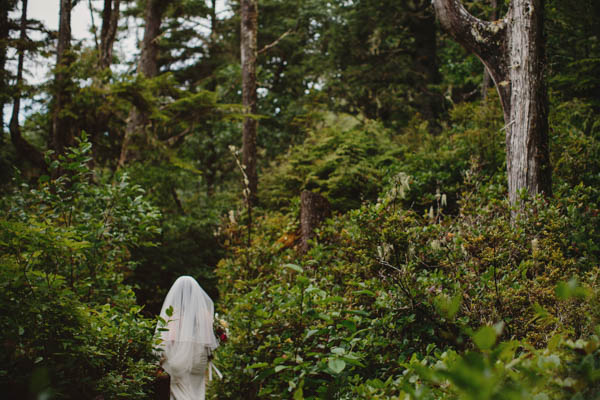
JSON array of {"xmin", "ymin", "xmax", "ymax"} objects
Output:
[{"xmin": 155, "ymin": 276, "xmax": 219, "ymax": 400}]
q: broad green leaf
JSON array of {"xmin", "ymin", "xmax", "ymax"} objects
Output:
[
  {"xmin": 328, "ymin": 358, "xmax": 346, "ymax": 374},
  {"xmin": 274, "ymin": 365, "xmax": 288, "ymax": 373},
  {"xmin": 293, "ymin": 387, "xmax": 304, "ymax": 400},
  {"xmin": 473, "ymin": 325, "xmax": 497, "ymax": 350}
]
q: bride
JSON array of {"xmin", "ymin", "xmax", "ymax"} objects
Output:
[{"xmin": 155, "ymin": 276, "xmax": 219, "ymax": 400}]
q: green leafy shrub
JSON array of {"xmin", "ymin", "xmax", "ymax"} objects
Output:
[
  {"xmin": 259, "ymin": 113, "xmax": 404, "ymax": 212},
  {"xmin": 0, "ymin": 136, "xmax": 161, "ymax": 398},
  {"xmin": 212, "ymin": 97, "xmax": 600, "ymax": 399}
]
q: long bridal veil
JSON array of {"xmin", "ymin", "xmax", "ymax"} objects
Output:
[{"xmin": 155, "ymin": 276, "xmax": 219, "ymax": 376}]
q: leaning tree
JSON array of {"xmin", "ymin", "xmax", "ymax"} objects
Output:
[{"xmin": 433, "ymin": 0, "xmax": 551, "ymax": 206}]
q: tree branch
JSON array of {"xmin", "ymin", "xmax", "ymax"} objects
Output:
[
  {"xmin": 258, "ymin": 29, "xmax": 293, "ymax": 55},
  {"xmin": 402, "ymin": 0, "xmax": 432, "ymax": 14},
  {"xmin": 433, "ymin": 0, "xmax": 511, "ymax": 118},
  {"xmin": 433, "ymin": 0, "xmax": 506, "ymax": 60}
]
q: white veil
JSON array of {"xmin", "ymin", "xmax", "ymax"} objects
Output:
[{"xmin": 155, "ymin": 276, "xmax": 219, "ymax": 375}]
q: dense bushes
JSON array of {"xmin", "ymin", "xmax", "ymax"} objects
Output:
[
  {"xmin": 3, "ymin": 95, "xmax": 599, "ymax": 399},
  {"xmin": 258, "ymin": 112, "xmax": 403, "ymax": 212},
  {"xmin": 0, "ymin": 137, "xmax": 161, "ymax": 398},
  {"xmin": 212, "ymin": 98, "xmax": 600, "ymax": 399}
]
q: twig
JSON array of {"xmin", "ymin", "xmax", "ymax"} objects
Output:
[
  {"xmin": 165, "ymin": 126, "xmax": 193, "ymax": 146},
  {"xmin": 500, "ymin": 119, "xmax": 515, "ymax": 132},
  {"xmin": 88, "ymin": 0, "xmax": 99, "ymax": 50},
  {"xmin": 258, "ymin": 29, "xmax": 293, "ymax": 55}
]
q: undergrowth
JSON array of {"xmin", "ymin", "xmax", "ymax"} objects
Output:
[{"xmin": 212, "ymin": 97, "xmax": 600, "ymax": 399}]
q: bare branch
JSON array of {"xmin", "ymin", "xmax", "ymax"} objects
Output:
[
  {"xmin": 258, "ymin": 29, "xmax": 293, "ymax": 55},
  {"xmin": 433, "ymin": 0, "xmax": 510, "ymax": 118},
  {"xmin": 433, "ymin": 0, "xmax": 506, "ymax": 60}
]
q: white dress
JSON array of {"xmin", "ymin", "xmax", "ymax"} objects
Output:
[
  {"xmin": 166, "ymin": 345, "xmax": 208, "ymax": 400},
  {"xmin": 155, "ymin": 276, "xmax": 220, "ymax": 400}
]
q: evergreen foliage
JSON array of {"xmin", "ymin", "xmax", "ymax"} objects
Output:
[{"xmin": 1, "ymin": 0, "xmax": 600, "ymax": 398}]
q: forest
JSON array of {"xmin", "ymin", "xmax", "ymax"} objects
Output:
[{"xmin": 2, "ymin": 0, "xmax": 600, "ymax": 398}]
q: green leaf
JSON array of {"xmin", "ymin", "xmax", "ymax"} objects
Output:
[
  {"xmin": 556, "ymin": 278, "xmax": 589, "ymax": 300},
  {"xmin": 293, "ymin": 387, "xmax": 304, "ymax": 400},
  {"xmin": 247, "ymin": 362, "xmax": 269, "ymax": 370},
  {"xmin": 341, "ymin": 356, "xmax": 365, "ymax": 368},
  {"xmin": 305, "ymin": 329, "xmax": 320, "ymax": 340},
  {"xmin": 328, "ymin": 358, "xmax": 346, "ymax": 374},
  {"xmin": 434, "ymin": 293, "xmax": 462, "ymax": 320},
  {"xmin": 473, "ymin": 325, "xmax": 497, "ymax": 350},
  {"xmin": 353, "ymin": 289, "xmax": 376, "ymax": 297},
  {"xmin": 255, "ymin": 367, "xmax": 276, "ymax": 381},
  {"xmin": 338, "ymin": 320, "xmax": 356, "ymax": 333},
  {"xmin": 274, "ymin": 365, "xmax": 288, "ymax": 373},
  {"xmin": 342, "ymin": 309, "xmax": 370, "ymax": 317},
  {"xmin": 283, "ymin": 263, "xmax": 303, "ymax": 273}
]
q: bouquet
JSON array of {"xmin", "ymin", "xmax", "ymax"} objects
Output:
[{"xmin": 214, "ymin": 313, "xmax": 229, "ymax": 344}]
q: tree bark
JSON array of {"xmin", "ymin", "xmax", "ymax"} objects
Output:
[
  {"xmin": 241, "ymin": 0, "xmax": 258, "ymax": 207},
  {"xmin": 51, "ymin": 0, "xmax": 75, "ymax": 155},
  {"xmin": 9, "ymin": 0, "xmax": 45, "ymax": 170},
  {"xmin": 406, "ymin": 3, "xmax": 443, "ymax": 131},
  {"xmin": 118, "ymin": 0, "xmax": 165, "ymax": 167},
  {"xmin": 0, "ymin": 0, "xmax": 15, "ymax": 140},
  {"xmin": 210, "ymin": 0, "xmax": 217, "ymax": 46},
  {"xmin": 300, "ymin": 191, "xmax": 331, "ymax": 253},
  {"xmin": 99, "ymin": 0, "xmax": 120, "ymax": 70},
  {"xmin": 433, "ymin": 0, "xmax": 551, "ymax": 207},
  {"xmin": 481, "ymin": 0, "xmax": 498, "ymax": 98}
]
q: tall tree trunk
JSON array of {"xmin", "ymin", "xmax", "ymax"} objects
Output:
[
  {"xmin": 210, "ymin": 0, "xmax": 217, "ymax": 46},
  {"xmin": 241, "ymin": 0, "xmax": 258, "ymax": 207},
  {"xmin": 433, "ymin": 0, "xmax": 551, "ymax": 207},
  {"xmin": 506, "ymin": 0, "xmax": 550, "ymax": 205},
  {"xmin": 481, "ymin": 0, "xmax": 498, "ymax": 98},
  {"xmin": 9, "ymin": 0, "xmax": 45, "ymax": 170},
  {"xmin": 99, "ymin": 0, "xmax": 120, "ymax": 70},
  {"xmin": 118, "ymin": 0, "xmax": 165, "ymax": 167},
  {"xmin": 203, "ymin": 0, "xmax": 219, "ymax": 196},
  {"xmin": 407, "ymin": 6, "xmax": 443, "ymax": 131},
  {"xmin": 0, "ymin": 0, "xmax": 14, "ymax": 141},
  {"xmin": 51, "ymin": 0, "xmax": 75, "ymax": 155}
]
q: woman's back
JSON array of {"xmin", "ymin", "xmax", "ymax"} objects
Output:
[{"xmin": 155, "ymin": 276, "xmax": 218, "ymax": 400}]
